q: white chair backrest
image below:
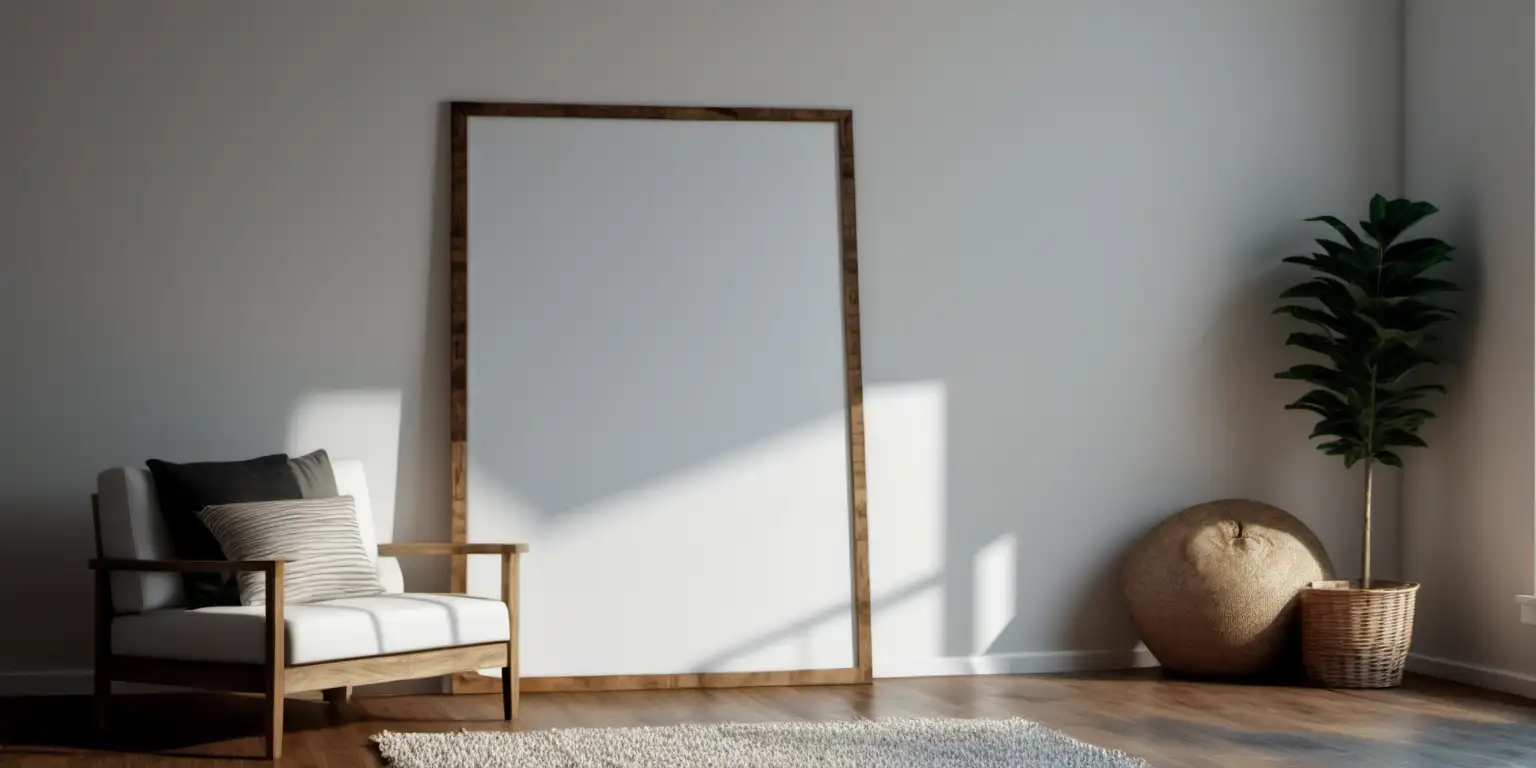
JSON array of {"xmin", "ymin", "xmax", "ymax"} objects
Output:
[
  {"xmin": 95, "ymin": 458, "xmax": 399, "ymax": 613},
  {"xmin": 96, "ymin": 467, "xmax": 180, "ymax": 612}
]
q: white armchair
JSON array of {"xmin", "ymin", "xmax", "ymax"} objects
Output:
[{"xmin": 90, "ymin": 459, "xmax": 525, "ymax": 760}]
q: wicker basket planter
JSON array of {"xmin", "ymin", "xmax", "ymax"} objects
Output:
[{"xmin": 1300, "ymin": 579, "xmax": 1418, "ymax": 688}]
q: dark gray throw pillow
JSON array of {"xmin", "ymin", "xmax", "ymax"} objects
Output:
[
  {"xmin": 289, "ymin": 449, "xmax": 339, "ymax": 498},
  {"xmin": 146, "ymin": 453, "xmax": 302, "ymax": 607}
]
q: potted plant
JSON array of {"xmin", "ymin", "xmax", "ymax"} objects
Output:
[{"xmin": 1274, "ymin": 194, "xmax": 1457, "ymax": 688}]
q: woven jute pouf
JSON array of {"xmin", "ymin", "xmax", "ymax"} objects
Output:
[
  {"xmin": 1124, "ymin": 500, "xmax": 1333, "ymax": 676},
  {"xmin": 1300, "ymin": 579, "xmax": 1418, "ymax": 688}
]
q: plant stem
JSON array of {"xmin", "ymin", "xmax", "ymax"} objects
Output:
[
  {"xmin": 1361, "ymin": 229, "xmax": 1387, "ymax": 589},
  {"xmin": 1362, "ymin": 457, "xmax": 1374, "ymax": 588}
]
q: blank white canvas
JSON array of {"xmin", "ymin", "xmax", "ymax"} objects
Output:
[{"xmin": 465, "ymin": 115, "xmax": 855, "ymax": 677}]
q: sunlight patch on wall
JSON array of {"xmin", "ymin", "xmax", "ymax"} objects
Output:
[
  {"xmin": 468, "ymin": 410, "xmax": 855, "ymax": 677},
  {"xmin": 460, "ymin": 379, "xmax": 949, "ymax": 677},
  {"xmin": 864, "ymin": 380, "xmax": 949, "ymax": 664},
  {"xmin": 287, "ymin": 389, "xmax": 402, "ymax": 539},
  {"xmin": 973, "ymin": 532, "xmax": 1016, "ymax": 654}
]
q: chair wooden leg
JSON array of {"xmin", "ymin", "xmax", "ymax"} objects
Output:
[
  {"xmin": 265, "ymin": 690, "xmax": 284, "ymax": 760},
  {"xmin": 323, "ymin": 686, "xmax": 353, "ymax": 710},
  {"xmin": 264, "ymin": 563, "xmax": 286, "ymax": 760},
  {"xmin": 501, "ymin": 551, "xmax": 520, "ymax": 720},
  {"xmin": 501, "ymin": 666, "xmax": 512, "ymax": 721},
  {"xmin": 93, "ymin": 667, "xmax": 110, "ymax": 742},
  {"xmin": 92, "ymin": 558, "xmax": 112, "ymax": 744}
]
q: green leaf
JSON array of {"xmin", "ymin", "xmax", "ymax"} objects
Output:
[
  {"xmin": 1374, "ymin": 198, "xmax": 1439, "ymax": 245},
  {"xmin": 1283, "ymin": 254, "xmax": 1356, "ymax": 282},
  {"xmin": 1390, "ymin": 277, "xmax": 1460, "ymax": 296},
  {"xmin": 1276, "ymin": 364, "xmax": 1349, "ymax": 390},
  {"xmin": 1375, "ymin": 346, "xmax": 1440, "ymax": 383},
  {"xmin": 1280, "ymin": 279, "xmax": 1365, "ymax": 323},
  {"xmin": 1378, "ymin": 416, "xmax": 1431, "ymax": 436},
  {"xmin": 1305, "ymin": 215, "xmax": 1366, "ymax": 251},
  {"xmin": 1310, "ymin": 419, "xmax": 1361, "ymax": 441},
  {"xmin": 1362, "ymin": 299, "xmax": 1456, "ymax": 338},
  {"xmin": 1285, "ymin": 390, "xmax": 1353, "ymax": 421},
  {"xmin": 1375, "ymin": 450, "xmax": 1404, "ymax": 467},
  {"xmin": 1363, "ymin": 194, "xmax": 1413, "ymax": 246},
  {"xmin": 1274, "ymin": 304, "xmax": 1351, "ymax": 335},
  {"xmin": 1385, "ymin": 382, "xmax": 1448, "ymax": 397},
  {"xmin": 1285, "ymin": 332, "xmax": 1346, "ymax": 364},
  {"xmin": 1289, "ymin": 389, "xmax": 1350, "ymax": 410},
  {"xmin": 1380, "ymin": 429, "xmax": 1429, "ymax": 449},
  {"xmin": 1384, "ymin": 237, "xmax": 1453, "ymax": 263},
  {"xmin": 1314, "ymin": 238, "xmax": 1376, "ymax": 276},
  {"xmin": 1315, "ymin": 238, "xmax": 1356, "ymax": 258},
  {"xmin": 1360, "ymin": 219, "xmax": 1382, "ymax": 245},
  {"xmin": 1280, "ymin": 278, "xmax": 1355, "ymax": 303},
  {"xmin": 1382, "ymin": 239, "xmax": 1454, "ymax": 282},
  {"xmin": 1377, "ymin": 405, "xmax": 1435, "ymax": 423}
]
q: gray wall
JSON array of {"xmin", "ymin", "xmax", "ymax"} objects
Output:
[
  {"xmin": 0, "ymin": 0, "xmax": 1402, "ymax": 687},
  {"xmin": 1401, "ymin": 0, "xmax": 1536, "ymax": 691}
]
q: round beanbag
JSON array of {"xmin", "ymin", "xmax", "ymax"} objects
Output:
[{"xmin": 1124, "ymin": 499, "xmax": 1334, "ymax": 676}]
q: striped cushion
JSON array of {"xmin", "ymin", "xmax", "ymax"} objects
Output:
[{"xmin": 196, "ymin": 496, "xmax": 384, "ymax": 606}]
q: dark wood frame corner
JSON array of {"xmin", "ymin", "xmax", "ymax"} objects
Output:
[
  {"xmin": 90, "ymin": 494, "xmax": 527, "ymax": 761},
  {"xmin": 448, "ymin": 101, "xmax": 870, "ymax": 693}
]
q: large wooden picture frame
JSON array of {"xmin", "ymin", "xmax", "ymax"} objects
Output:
[{"xmin": 448, "ymin": 101, "xmax": 870, "ymax": 693}]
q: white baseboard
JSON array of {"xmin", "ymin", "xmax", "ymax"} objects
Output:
[
  {"xmin": 876, "ymin": 648, "xmax": 1158, "ymax": 679},
  {"xmin": 1407, "ymin": 653, "xmax": 1536, "ymax": 699}
]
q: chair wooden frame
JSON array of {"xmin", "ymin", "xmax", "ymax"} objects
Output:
[{"xmin": 90, "ymin": 496, "xmax": 527, "ymax": 760}]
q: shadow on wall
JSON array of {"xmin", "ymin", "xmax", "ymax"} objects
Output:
[
  {"xmin": 0, "ymin": 104, "xmax": 457, "ymax": 679},
  {"xmin": 1196, "ymin": 236, "xmax": 1411, "ymax": 585},
  {"xmin": 1400, "ymin": 196, "xmax": 1494, "ymax": 661},
  {"xmin": 1204, "ymin": 244, "xmax": 1310, "ymax": 510}
]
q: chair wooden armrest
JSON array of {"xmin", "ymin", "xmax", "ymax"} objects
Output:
[
  {"xmin": 89, "ymin": 558, "xmax": 287, "ymax": 574},
  {"xmin": 376, "ymin": 541, "xmax": 524, "ymax": 718},
  {"xmin": 90, "ymin": 556, "xmax": 288, "ymax": 755},
  {"xmin": 377, "ymin": 543, "xmax": 529, "ymax": 556}
]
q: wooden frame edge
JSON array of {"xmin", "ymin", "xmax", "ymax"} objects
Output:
[
  {"xmin": 451, "ymin": 101, "xmax": 851, "ymax": 123},
  {"xmin": 449, "ymin": 101, "xmax": 470, "ymax": 597},
  {"xmin": 836, "ymin": 111, "xmax": 873, "ymax": 683},
  {"xmin": 448, "ymin": 101, "xmax": 871, "ymax": 692}
]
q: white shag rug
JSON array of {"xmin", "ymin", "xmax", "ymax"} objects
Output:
[{"xmin": 372, "ymin": 717, "xmax": 1150, "ymax": 767}]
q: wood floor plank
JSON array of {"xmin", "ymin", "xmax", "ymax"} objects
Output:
[{"xmin": 2, "ymin": 672, "xmax": 1534, "ymax": 766}]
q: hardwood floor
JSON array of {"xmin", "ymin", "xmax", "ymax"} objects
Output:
[{"xmin": 2, "ymin": 671, "xmax": 1533, "ymax": 767}]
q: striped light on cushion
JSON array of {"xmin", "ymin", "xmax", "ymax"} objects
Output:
[{"xmin": 197, "ymin": 496, "xmax": 385, "ymax": 606}]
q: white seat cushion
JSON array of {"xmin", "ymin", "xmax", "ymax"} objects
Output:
[{"xmin": 112, "ymin": 593, "xmax": 509, "ymax": 665}]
